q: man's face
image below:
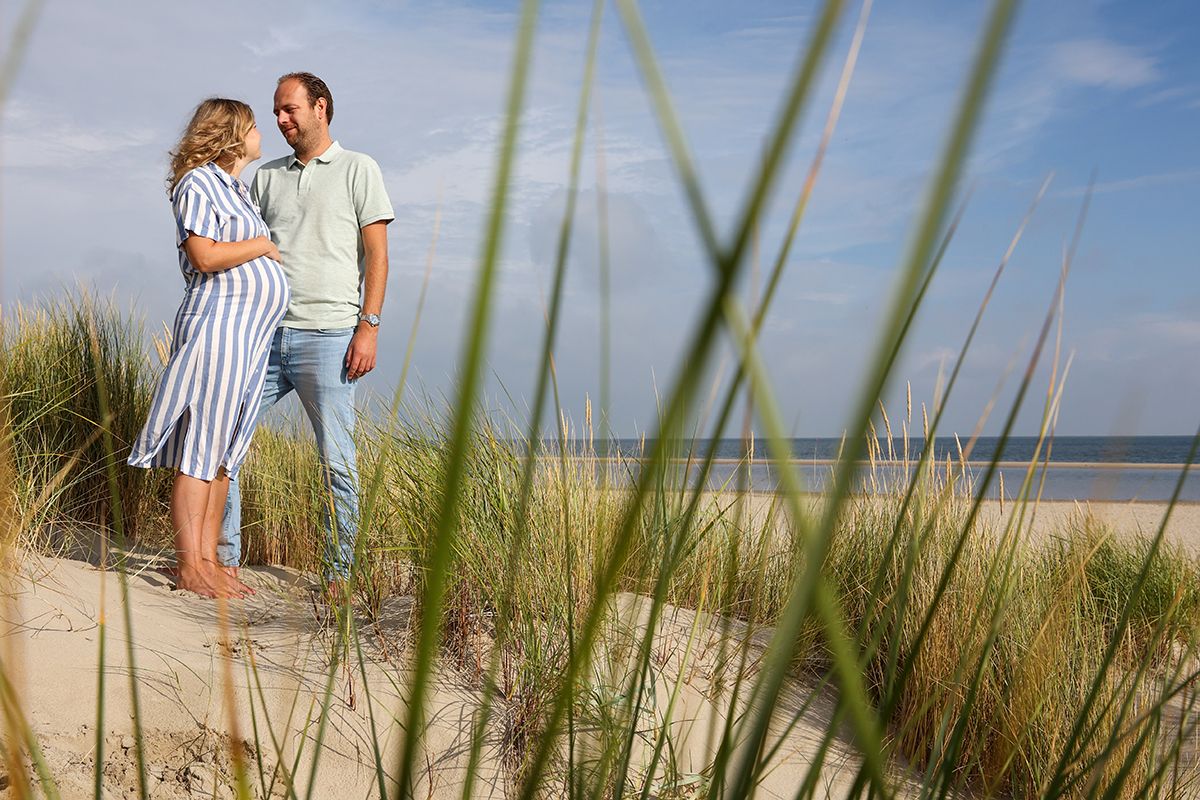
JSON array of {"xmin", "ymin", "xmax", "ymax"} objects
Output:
[{"xmin": 273, "ymin": 79, "xmax": 323, "ymax": 152}]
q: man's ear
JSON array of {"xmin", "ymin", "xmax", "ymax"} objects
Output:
[{"xmin": 315, "ymin": 97, "xmax": 328, "ymax": 123}]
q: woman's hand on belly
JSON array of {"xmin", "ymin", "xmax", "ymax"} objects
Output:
[{"xmin": 184, "ymin": 234, "xmax": 280, "ymax": 273}]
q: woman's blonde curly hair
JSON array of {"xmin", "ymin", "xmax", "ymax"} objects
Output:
[{"xmin": 167, "ymin": 98, "xmax": 255, "ymax": 193}]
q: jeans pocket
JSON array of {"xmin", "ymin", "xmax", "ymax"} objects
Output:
[{"xmin": 315, "ymin": 327, "xmax": 355, "ymax": 336}]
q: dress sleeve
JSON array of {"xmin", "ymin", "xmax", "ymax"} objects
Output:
[{"xmin": 172, "ymin": 183, "xmax": 222, "ymax": 248}]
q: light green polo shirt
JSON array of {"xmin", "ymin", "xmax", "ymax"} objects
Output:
[{"xmin": 251, "ymin": 141, "xmax": 394, "ymax": 329}]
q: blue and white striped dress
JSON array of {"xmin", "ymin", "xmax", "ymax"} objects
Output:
[{"xmin": 128, "ymin": 162, "xmax": 290, "ymax": 481}]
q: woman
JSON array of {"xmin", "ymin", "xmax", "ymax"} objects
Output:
[{"xmin": 128, "ymin": 99, "xmax": 289, "ymax": 599}]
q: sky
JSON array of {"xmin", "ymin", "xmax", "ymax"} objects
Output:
[{"xmin": 1, "ymin": 0, "xmax": 1197, "ymax": 438}]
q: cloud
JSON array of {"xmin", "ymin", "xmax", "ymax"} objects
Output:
[
  {"xmin": 526, "ymin": 188, "xmax": 675, "ymax": 294},
  {"xmin": 1058, "ymin": 168, "xmax": 1200, "ymax": 198},
  {"xmin": 914, "ymin": 346, "xmax": 956, "ymax": 373},
  {"xmin": 2, "ymin": 102, "xmax": 160, "ymax": 170},
  {"xmin": 0, "ymin": 1, "xmax": 1193, "ymax": 436},
  {"xmin": 1130, "ymin": 313, "xmax": 1200, "ymax": 346},
  {"xmin": 243, "ymin": 27, "xmax": 304, "ymax": 59},
  {"xmin": 1136, "ymin": 83, "xmax": 1200, "ymax": 109},
  {"xmin": 1051, "ymin": 38, "xmax": 1161, "ymax": 90},
  {"xmin": 1075, "ymin": 310, "xmax": 1200, "ymax": 366}
]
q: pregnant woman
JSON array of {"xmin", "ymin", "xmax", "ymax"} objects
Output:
[{"xmin": 128, "ymin": 98, "xmax": 289, "ymax": 599}]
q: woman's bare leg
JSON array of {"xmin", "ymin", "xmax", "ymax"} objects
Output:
[
  {"xmin": 204, "ymin": 470, "xmax": 253, "ymax": 595},
  {"xmin": 171, "ymin": 472, "xmax": 231, "ymax": 598}
]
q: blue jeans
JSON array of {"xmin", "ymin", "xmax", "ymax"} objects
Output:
[{"xmin": 220, "ymin": 326, "xmax": 358, "ymax": 581}]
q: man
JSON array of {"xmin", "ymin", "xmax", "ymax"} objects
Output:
[{"xmin": 221, "ymin": 72, "xmax": 393, "ymax": 589}]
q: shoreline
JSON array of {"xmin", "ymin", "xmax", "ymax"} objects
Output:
[
  {"xmin": 567, "ymin": 455, "xmax": 1196, "ymax": 471},
  {"xmin": 718, "ymin": 488, "xmax": 1200, "ymax": 506},
  {"xmin": 716, "ymin": 494, "xmax": 1200, "ymax": 553},
  {"xmin": 553, "ymin": 456, "xmax": 1200, "ymax": 504}
]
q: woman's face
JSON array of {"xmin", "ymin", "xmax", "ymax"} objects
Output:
[{"xmin": 243, "ymin": 121, "xmax": 262, "ymax": 162}]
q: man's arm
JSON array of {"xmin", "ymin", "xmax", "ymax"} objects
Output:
[{"xmin": 344, "ymin": 220, "xmax": 390, "ymax": 380}]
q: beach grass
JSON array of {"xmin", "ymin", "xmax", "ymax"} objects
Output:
[
  {"xmin": 4, "ymin": 298, "xmax": 1198, "ymax": 798},
  {"xmin": 3, "ymin": 0, "xmax": 1200, "ymax": 797}
]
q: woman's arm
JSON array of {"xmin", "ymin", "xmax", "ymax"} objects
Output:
[{"xmin": 182, "ymin": 235, "xmax": 281, "ymax": 274}]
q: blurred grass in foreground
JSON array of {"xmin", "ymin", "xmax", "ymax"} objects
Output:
[
  {"xmin": 2, "ymin": 291, "xmax": 1198, "ymax": 798},
  {"xmin": 3, "ymin": 0, "xmax": 1200, "ymax": 797}
]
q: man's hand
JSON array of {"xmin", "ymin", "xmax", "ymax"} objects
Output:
[{"xmin": 345, "ymin": 324, "xmax": 378, "ymax": 380}]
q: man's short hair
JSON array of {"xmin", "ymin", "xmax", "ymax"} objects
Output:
[{"xmin": 278, "ymin": 72, "xmax": 334, "ymax": 124}]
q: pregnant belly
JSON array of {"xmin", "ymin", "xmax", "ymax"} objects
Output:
[{"xmin": 206, "ymin": 257, "xmax": 290, "ymax": 319}]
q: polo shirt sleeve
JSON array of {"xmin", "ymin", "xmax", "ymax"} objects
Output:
[
  {"xmin": 172, "ymin": 182, "xmax": 221, "ymax": 248},
  {"xmin": 352, "ymin": 157, "xmax": 394, "ymax": 228}
]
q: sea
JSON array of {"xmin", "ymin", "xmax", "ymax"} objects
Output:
[{"xmin": 564, "ymin": 436, "xmax": 1199, "ymax": 503}]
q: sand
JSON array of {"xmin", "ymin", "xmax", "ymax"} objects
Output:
[
  {"xmin": 3, "ymin": 548, "xmax": 504, "ymax": 799},
  {"xmin": 981, "ymin": 498, "xmax": 1200, "ymax": 549},
  {"xmin": 4, "ymin": 499, "xmax": 1198, "ymax": 799}
]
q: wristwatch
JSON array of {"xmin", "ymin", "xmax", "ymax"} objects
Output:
[{"xmin": 359, "ymin": 313, "xmax": 381, "ymax": 328}]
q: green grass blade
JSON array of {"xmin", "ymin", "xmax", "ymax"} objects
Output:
[
  {"xmin": 393, "ymin": 1, "xmax": 541, "ymax": 794},
  {"xmin": 514, "ymin": 1, "xmax": 848, "ymax": 793},
  {"xmin": 353, "ymin": 191, "xmax": 442, "ymax": 607},
  {"xmin": 755, "ymin": 0, "xmax": 872, "ymax": 334},
  {"xmin": 241, "ymin": 655, "xmax": 270, "ymax": 800},
  {"xmin": 247, "ymin": 643, "xmax": 301, "ymax": 800},
  {"xmin": 456, "ymin": 4, "xmax": 604, "ymax": 792},
  {"xmin": 721, "ymin": 297, "xmax": 892, "ymax": 795},
  {"xmin": 0, "ymin": 0, "xmax": 42, "ymax": 110},
  {"xmin": 857, "ymin": 225, "xmax": 1075, "ymax": 800},
  {"xmin": 86, "ymin": 309, "xmax": 149, "ymax": 800},
  {"xmin": 349, "ymin": 614, "xmax": 390, "ymax": 800},
  {"xmin": 1044, "ymin": 427, "xmax": 1200, "ymax": 797},
  {"xmin": 93, "ymin": 573, "xmax": 107, "ymax": 799},
  {"xmin": 720, "ymin": 0, "xmax": 1021, "ymax": 795},
  {"xmin": 0, "ymin": 667, "xmax": 59, "ymax": 799},
  {"xmin": 870, "ymin": 187, "xmax": 1087, "ymax": 792},
  {"xmin": 636, "ymin": 10, "xmax": 875, "ymax": 783},
  {"xmin": 870, "ymin": 181, "xmax": 1062, "ymax": 726},
  {"xmin": 303, "ymin": 608, "xmax": 350, "ymax": 800},
  {"xmin": 594, "ymin": 109, "xmax": 614, "ymax": 453},
  {"xmin": 863, "ymin": 179, "xmax": 1047, "ymax": 683},
  {"xmin": 612, "ymin": 0, "xmax": 723, "ymax": 255},
  {"xmin": 346, "ymin": 189, "xmax": 444, "ymax": 800}
]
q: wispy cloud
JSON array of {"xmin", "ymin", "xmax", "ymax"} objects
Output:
[
  {"xmin": 1136, "ymin": 83, "xmax": 1200, "ymax": 108},
  {"xmin": 243, "ymin": 27, "xmax": 304, "ymax": 58},
  {"xmin": 1051, "ymin": 38, "xmax": 1160, "ymax": 90},
  {"xmin": 1059, "ymin": 168, "xmax": 1200, "ymax": 197},
  {"xmin": 2, "ymin": 103, "xmax": 159, "ymax": 170}
]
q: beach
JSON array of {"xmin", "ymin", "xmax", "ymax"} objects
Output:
[
  {"xmin": 5, "ymin": 497, "xmax": 1198, "ymax": 799},
  {"xmin": 5, "ymin": 551, "xmax": 881, "ymax": 799}
]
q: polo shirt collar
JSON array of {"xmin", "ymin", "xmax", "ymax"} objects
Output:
[{"xmin": 287, "ymin": 140, "xmax": 343, "ymax": 169}]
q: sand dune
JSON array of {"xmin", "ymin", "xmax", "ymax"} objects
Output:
[
  {"xmin": 5, "ymin": 498, "xmax": 1197, "ymax": 798},
  {"xmin": 6, "ymin": 551, "xmax": 504, "ymax": 799},
  {"xmin": 4, "ymin": 551, "xmax": 910, "ymax": 799},
  {"xmin": 0, "ymin": 553, "xmax": 835, "ymax": 798}
]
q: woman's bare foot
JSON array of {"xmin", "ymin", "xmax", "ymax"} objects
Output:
[
  {"xmin": 173, "ymin": 565, "xmax": 241, "ymax": 599},
  {"xmin": 163, "ymin": 565, "xmax": 253, "ymax": 598}
]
